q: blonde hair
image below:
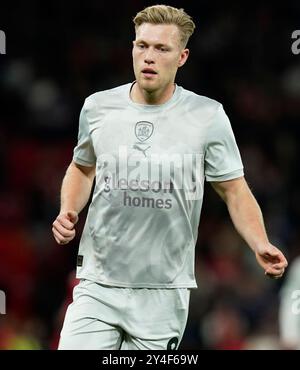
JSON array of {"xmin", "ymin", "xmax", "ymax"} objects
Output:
[{"xmin": 133, "ymin": 5, "xmax": 195, "ymax": 48}]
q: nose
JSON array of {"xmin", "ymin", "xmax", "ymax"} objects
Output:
[{"xmin": 144, "ymin": 47, "xmax": 155, "ymax": 64}]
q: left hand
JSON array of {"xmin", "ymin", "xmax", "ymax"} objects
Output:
[{"xmin": 255, "ymin": 243, "xmax": 288, "ymax": 279}]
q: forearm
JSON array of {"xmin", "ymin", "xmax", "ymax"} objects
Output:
[
  {"xmin": 60, "ymin": 162, "xmax": 95, "ymax": 214},
  {"xmin": 225, "ymin": 184, "xmax": 269, "ymax": 252},
  {"xmin": 212, "ymin": 178, "xmax": 287, "ymax": 277}
]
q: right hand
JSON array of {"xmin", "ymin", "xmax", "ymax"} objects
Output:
[{"xmin": 52, "ymin": 210, "xmax": 79, "ymax": 245}]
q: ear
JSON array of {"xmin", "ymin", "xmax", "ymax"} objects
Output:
[{"xmin": 178, "ymin": 48, "xmax": 189, "ymax": 68}]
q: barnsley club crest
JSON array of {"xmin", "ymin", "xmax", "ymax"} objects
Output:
[{"xmin": 135, "ymin": 121, "xmax": 154, "ymax": 142}]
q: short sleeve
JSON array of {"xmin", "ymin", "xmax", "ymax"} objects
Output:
[
  {"xmin": 72, "ymin": 103, "xmax": 96, "ymax": 166},
  {"xmin": 205, "ymin": 105, "xmax": 244, "ymax": 182}
]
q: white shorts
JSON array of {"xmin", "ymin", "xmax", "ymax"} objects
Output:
[{"xmin": 58, "ymin": 279, "xmax": 190, "ymax": 350}]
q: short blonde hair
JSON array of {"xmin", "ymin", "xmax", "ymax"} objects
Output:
[{"xmin": 133, "ymin": 5, "xmax": 195, "ymax": 48}]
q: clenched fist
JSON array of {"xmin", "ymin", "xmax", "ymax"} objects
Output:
[{"xmin": 52, "ymin": 211, "xmax": 79, "ymax": 245}]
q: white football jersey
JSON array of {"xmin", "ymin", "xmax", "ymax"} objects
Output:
[{"xmin": 73, "ymin": 82, "xmax": 244, "ymax": 288}]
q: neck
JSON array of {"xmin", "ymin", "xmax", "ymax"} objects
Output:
[{"xmin": 131, "ymin": 82, "xmax": 176, "ymax": 105}]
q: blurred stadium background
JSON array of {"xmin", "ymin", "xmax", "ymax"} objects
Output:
[{"xmin": 0, "ymin": 0, "xmax": 300, "ymax": 349}]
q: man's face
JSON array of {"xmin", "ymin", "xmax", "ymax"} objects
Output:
[{"xmin": 132, "ymin": 23, "xmax": 189, "ymax": 93}]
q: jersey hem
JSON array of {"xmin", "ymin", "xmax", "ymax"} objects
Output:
[{"xmin": 76, "ymin": 272, "xmax": 198, "ymax": 289}]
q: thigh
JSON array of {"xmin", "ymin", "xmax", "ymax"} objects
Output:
[
  {"xmin": 58, "ymin": 314, "xmax": 123, "ymax": 350},
  {"xmin": 121, "ymin": 288, "xmax": 190, "ymax": 350},
  {"xmin": 120, "ymin": 333, "xmax": 180, "ymax": 350},
  {"xmin": 58, "ymin": 280, "xmax": 123, "ymax": 350}
]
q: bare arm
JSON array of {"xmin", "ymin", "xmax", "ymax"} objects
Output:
[
  {"xmin": 52, "ymin": 161, "xmax": 95, "ymax": 245},
  {"xmin": 60, "ymin": 161, "xmax": 95, "ymax": 214},
  {"xmin": 211, "ymin": 177, "xmax": 288, "ymax": 278}
]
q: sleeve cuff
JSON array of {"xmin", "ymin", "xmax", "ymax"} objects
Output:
[
  {"xmin": 205, "ymin": 168, "xmax": 244, "ymax": 182},
  {"xmin": 73, "ymin": 156, "xmax": 96, "ymax": 167}
]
